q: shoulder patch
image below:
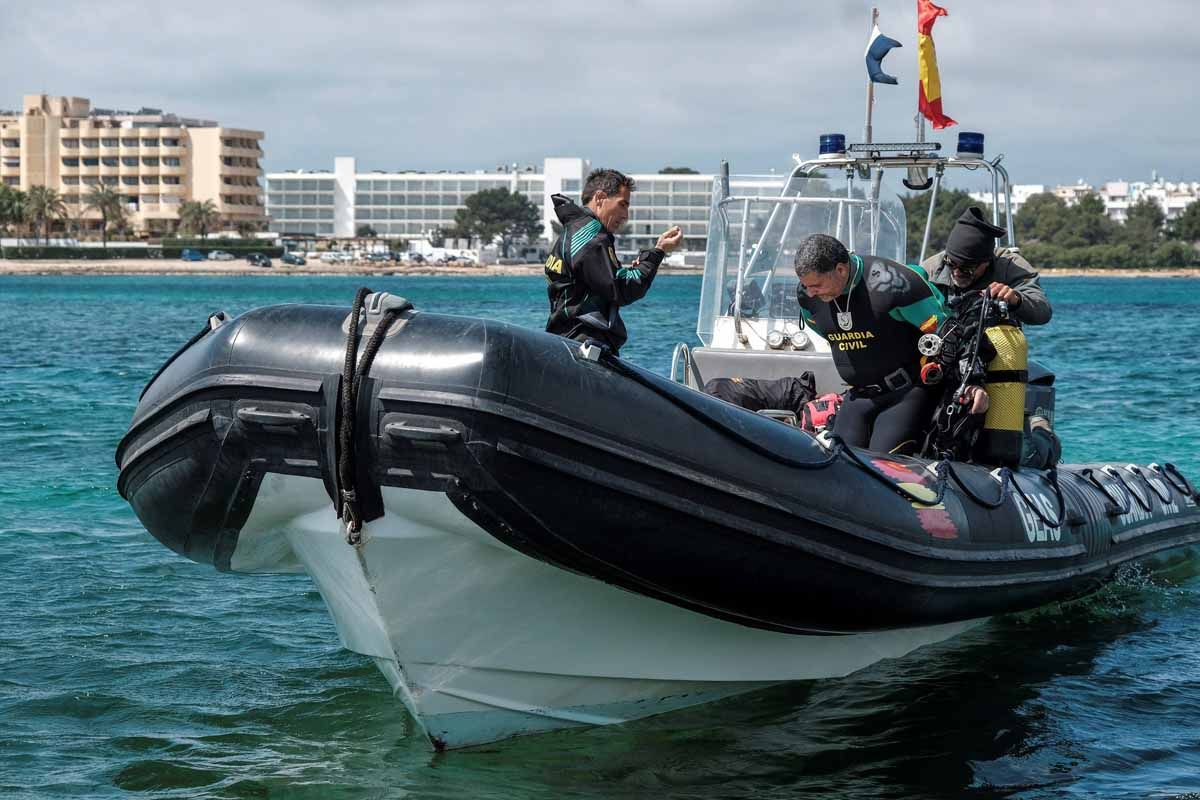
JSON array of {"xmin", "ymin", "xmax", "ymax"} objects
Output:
[
  {"xmin": 866, "ymin": 261, "xmax": 906, "ymax": 297},
  {"xmin": 569, "ymin": 219, "xmax": 602, "ymax": 259}
]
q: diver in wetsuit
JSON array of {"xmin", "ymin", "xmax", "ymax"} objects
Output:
[
  {"xmin": 544, "ymin": 168, "xmax": 683, "ymax": 356},
  {"xmin": 794, "ymin": 234, "xmax": 950, "ymax": 454}
]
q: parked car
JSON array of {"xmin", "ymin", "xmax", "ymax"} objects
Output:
[
  {"xmin": 246, "ymin": 252, "xmax": 272, "ymax": 268},
  {"xmin": 366, "ymin": 253, "xmax": 393, "ymax": 263},
  {"xmin": 320, "ymin": 252, "xmax": 340, "ymax": 263},
  {"xmin": 407, "ymin": 253, "xmax": 426, "ymax": 264},
  {"xmin": 281, "ymin": 252, "xmax": 306, "ymax": 266},
  {"xmin": 181, "ymin": 248, "xmax": 205, "ymax": 262},
  {"xmin": 208, "ymin": 250, "xmax": 235, "ymax": 261}
]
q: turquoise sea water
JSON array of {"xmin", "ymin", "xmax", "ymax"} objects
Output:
[{"xmin": 2, "ymin": 274, "xmax": 1199, "ymax": 799}]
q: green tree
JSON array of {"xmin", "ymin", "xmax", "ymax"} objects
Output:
[
  {"xmin": 900, "ymin": 188, "xmax": 977, "ymax": 257},
  {"xmin": 451, "ymin": 187, "xmax": 542, "ymax": 256},
  {"xmin": 388, "ymin": 238, "xmax": 409, "ymax": 255},
  {"xmin": 179, "ymin": 200, "xmax": 219, "ymax": 239},
  {"xmin": 0, "ymin": 184, "xmax": 25, "ymax": 236},
  {"xmin": 428, "ymin": 227, "xmax": 447, "ymax": 248},
  {"xmin": 235, "ymin": 219, "xmax": 261, "ymax": 241},
  {"xmin": 1059, "ymin": 193, "xmax": 1113, "ymax": 248},
  {"xmin": 1170, "ymin": 200, "xmax": 1200, "ymax": 243},
  {"xmin": 1119, "ymin": 197, "xmax": 1165, "ymax": 247},
  {"xmin": 1015, "ymin": 193, "xmax": 1070, "ymax": 244},
  {"xmin": 356, "ymin": 224, "xmax": 378, "ymax": 238},
  {"xmin": 658, "ymin": 166, "xmax": 699, "ymax": 174},
  {"xmin": 24, "ymin": 185, "xmax": 68, "ymax": 244},
  {"xmin": 83, "ymin": 183, "xmax": 126, "ymax": 251}
]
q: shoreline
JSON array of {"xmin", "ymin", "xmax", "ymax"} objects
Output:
[{"xmin": 0, "ymin": 259, "xmax": 1198, "ymax": 278}]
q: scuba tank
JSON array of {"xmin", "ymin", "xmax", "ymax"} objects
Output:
[{"xmin": 978, "ymin": 323, "xmax": 1028, "ymax": 468}]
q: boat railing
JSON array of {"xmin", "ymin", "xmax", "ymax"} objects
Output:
[{"xmin": 670, "ymin": 341, "xmax": 697, "ymax": 387}]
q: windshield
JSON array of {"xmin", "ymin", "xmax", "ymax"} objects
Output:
[{"xmin": 697, "ymin": 169, "xmax": 907, "ymax": 347}]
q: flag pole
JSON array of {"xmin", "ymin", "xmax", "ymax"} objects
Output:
[{"xmin": 863, "ymin": 7, "xmax": 878, "ymax": 144}]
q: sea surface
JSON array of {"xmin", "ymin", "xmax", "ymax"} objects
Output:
[{"xmin": 2, "ymin": 275, "xmax": 1199, "ymax": 799}]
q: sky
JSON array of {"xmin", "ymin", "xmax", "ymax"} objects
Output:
[{"xmin": 2, "ymin": 0, "xmax": 1196, "ymax": 188}]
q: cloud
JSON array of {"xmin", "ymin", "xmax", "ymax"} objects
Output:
[{"xmin": 0, "ymin": 0, "xmax": 1196, "ymax": 185}]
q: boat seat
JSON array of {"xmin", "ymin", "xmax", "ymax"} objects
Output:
[{"xmin": 688, "ymin": 347, "xmax": 847, "ymax": 395}]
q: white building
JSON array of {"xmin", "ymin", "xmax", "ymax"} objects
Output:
[{"xmin": 265, "ymin": 157, "xmax": 715, "ymax": 257}]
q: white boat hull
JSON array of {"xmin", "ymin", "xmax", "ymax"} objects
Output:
[{"xmin": 229, "ymin": 474, "xmax": 982, "ymax": 749}]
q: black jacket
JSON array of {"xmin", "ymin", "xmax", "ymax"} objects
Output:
[{"xmin": 544, "ymin": 194, "xmax": 663, "ymax": 355}]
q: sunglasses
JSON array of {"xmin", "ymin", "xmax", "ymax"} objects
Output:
[{"xmin": 943, "ymin": 255, "xmax": 983, "ymax": 274}]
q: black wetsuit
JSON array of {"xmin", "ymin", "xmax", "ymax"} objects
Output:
[
  {"xmin": 798, "ymin": 255, "xmax": 949, "ymax": 453},
  {"xmin": 544, "ymin": 194, "xmax": 663, "ymax": 355}
]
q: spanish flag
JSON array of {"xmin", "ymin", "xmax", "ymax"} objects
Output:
[{"xmin": 917, "ymin": 0, "xmax": 956, "ymax": 129}]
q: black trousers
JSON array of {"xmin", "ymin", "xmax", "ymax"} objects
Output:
[{"xmin": 835, "ymin": 384, "xmax": 938, "ymax": 454}]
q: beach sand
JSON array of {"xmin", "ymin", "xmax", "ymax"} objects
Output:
[{"xmin": 0, "ymin": 259, "xmax": 1197, "ymax": 278}]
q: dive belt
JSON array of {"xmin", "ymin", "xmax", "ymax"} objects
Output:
[{"xmin": 850, "ymin": 367, "xmax": 914, "ymax": 398}]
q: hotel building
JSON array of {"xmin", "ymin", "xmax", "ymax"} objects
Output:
[
  {"xmin": 0, "ymin": 94, "xmax": 265, "ymax": 235},
  {"xmin": 266, "ymin": 157, "xmax": 716, "ymax": 257}
]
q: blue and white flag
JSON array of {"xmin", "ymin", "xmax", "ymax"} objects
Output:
[{"xmin": 865, "ymin": 23, "xmax": 902, "ymax": 85}]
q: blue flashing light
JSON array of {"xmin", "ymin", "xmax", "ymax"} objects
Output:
[
  {"xmin": 819, "ymin": 133, "xmax": 847, "ymax": 156},
  {"xmin": 957, "ymin": 131, "xmax": 985, "ymax": 157}
]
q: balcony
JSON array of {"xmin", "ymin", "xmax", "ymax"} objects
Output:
[
  {"xmin": 220, "ymin": 164, "xmax": 263, "ymax": 179},
  {"xmin": 159, "ymin": 183, "xmax": 188, "ymax": 196},
  {"xmin": 220, "ymin": 145, "xmax": 261, "ymax": 159},
  {"xmin": 98, "ymin": 143, "xmax": 120, "ymax": 157},
  {"xmin": 159, "ymin": 145, "xmax": 186, "ymax": 158},
  {"xmin": 60, "ymin": 162, "xmax": 80, "ymax": 176},
  {"xmin": 99, "ymin": 163, "xmax": 120, "ymax": 178}
]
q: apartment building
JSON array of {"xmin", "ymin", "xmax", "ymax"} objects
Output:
[
  {"xmin": 0, "ymin": 94, "xmax": 265, "ymax": 235},
  {"xmin": 266, "ymin": 157, "xmax": 715, "ymax": 257}
]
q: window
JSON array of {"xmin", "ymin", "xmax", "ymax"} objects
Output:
[
  {"xmin": 318, "ymin": 180, "xmax": 334, "ymax": 192},
  {"xmin": 62, "ymin": 177, "xmax": 79, "ymax": 185},
  {"xmin": 162, "ymin": 157, "xmax": 181, "ymax": 167},
  {"xmin": 82, "ymin": 138, "xmax": 98, "ymax": 148},
  {"xmin": 122, "ymin": 157, "xmax": 139, "ymax": 167},
  {"xmin": 301, "ymin": 179, "xmax": 319, "ymax": 191},
  {"xmin": 101, "ymin": 138, "xmax": 119, "ymax": 147},
  {"xmin": 142, "ymin": 157, "xmax": 159, "ymax": 167},
  {"xmin": 142, "ymin": 138, "xmax": 159, "ymax": 147},
  {"xmin": 122, "ymin": 138, "xmax": 138, "ymax": 147},
  {"xmin": 301, "ymin": 194, "xmax": 318, "ymax": 205},
  {"xmin": 62, "ymin": 157, "xmax": 79, "ymax": 167},
  {"xmin": 82, "ymin": 177, "xmax": 99, "ymax": 186},
  {"xmin": 140, "ymin": 195, "xmax": 158, "ymax": 204},
  {"xmin": 62, "ymin": 139, "xmax": 78, "ymax": 148},
  {"xmin": 162, "ymin": 176, "xmax": 181, "ymax": 185},
  {"xmin": 83, "ymin": 158, "xmax": 99, "ymax": 166},
  {"xmin": 142, "ymin": 176, "xmax": 159, "ymax": 185},
  {"xmin": 63, "ymin": 194, "xmax": 79, "ymax": 204},
  {"xmin": 1, "ymin": 138, "xmax": 18, "ymax": 147},
  {"xmin": 162, "ymin": 138, "xmax": 181, "ymax": 147},
  {"xmin": 101, "ymin": 158, "xmax": 119, "ymax": 167},
  {"xmin": 122, "ymin": 177, "xmax": 138, "ymax": 185}
]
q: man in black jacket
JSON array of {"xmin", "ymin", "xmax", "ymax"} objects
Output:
[
  {"xmin": 922, "ymin": 207, "xmax": 1052, "ymax": 327},
  {"xmin": 545, "ymin": 168, "xmax": 682, "ymax": 355}
]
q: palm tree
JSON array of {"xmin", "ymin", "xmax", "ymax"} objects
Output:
[
  {"xmin": 0, "ymin": 184, "xmax": 24, "ymax": 257},
  {"xmin": 83, "ymin": 183, "xmax": 125, "ymax": 251},
  {"xmin": 179, "ymin": 199, "xmax": 219, "ymax": 240},
  {"xmin": 24, "ymin": 185, "xmax": 68, "ymax": 245}
]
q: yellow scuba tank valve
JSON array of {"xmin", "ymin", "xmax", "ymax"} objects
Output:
[{"xmin": 980, "ymin": 324, "xmax": 1028, "ymax": 467}]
